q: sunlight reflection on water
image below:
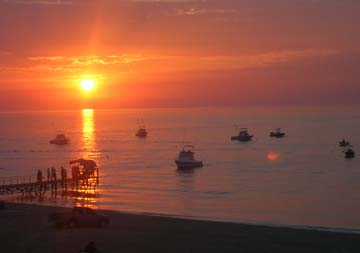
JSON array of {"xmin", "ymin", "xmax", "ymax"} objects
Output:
[
  {"xmin": 82, "ymin": 109, "xmax": 95, "ymax": 154},
  {"xmin": 1, "ymin": 107, "xmax": 360, "ymax": 230}
]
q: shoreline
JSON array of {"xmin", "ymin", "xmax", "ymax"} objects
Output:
[
  {"xmin": 1, "ymin": 202, "xmax": 360, "ymax": 252},
  {"xmin": 6, "ymin": 199, "xmax": 360, "ymax": 235}
]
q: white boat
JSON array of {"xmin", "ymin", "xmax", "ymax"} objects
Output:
[
  {"xmin": 50, "ymin": 134, "xmax": 69, "ymax": 145},
  {"xmin": 175, "ymin": 145, "xmax": 203, "ymax": 169},
  {"xmin": 270, "ymin": 128, "xmax": 286, "ymax": 138},
  {"xmin": 231, "ymin": 128, "xmax": 253, "ymax": 142}
]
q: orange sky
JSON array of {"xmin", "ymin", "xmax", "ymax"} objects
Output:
[{"xmin": 0, "ymin": 0, "xmax": 359, "ymax": 110}]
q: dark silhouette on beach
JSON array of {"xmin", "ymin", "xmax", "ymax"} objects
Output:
[{"xmin": 80, "ymin": 241, "xmax": 101, "ymax": 253}]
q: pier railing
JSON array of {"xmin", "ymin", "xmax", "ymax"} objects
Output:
[
  {"xmin": 0, "ymin": 175, "xmax": 35, "ymax": 186},
  {"xmin": 0, "ymin": 169, "xmax": 99, "ymax": 198}
]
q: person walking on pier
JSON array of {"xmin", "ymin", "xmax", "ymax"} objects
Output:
[
  {"xmin": 63, "ymin": 167, "xmax": 68, "ymax": 191},
  {"xmin": 47, "ymin": 168, "xmax": 50, "ymax": 182},
  {"xmin": 51, "ymin": 167, "xmax": 57, "ymax": 182},
  {"xmin": 61, "ymin": 167, "xmax": 64, "ymax": 187},
  {"xmin": 43, "ymin": 167, "xmax": 50, "ymax": 192},
  {"xmin": 51, "ymin": 167, "xmax": 57, "ymax": 193},
  {"xmin": 60, "ymin": 166, "xmax": 68, "ymax": 189},
  {"xmin": 37, "ymin": 170, "xmax": 43, "ymax": 183},
  {"xmin": 37, "ymin": 170, "xmax": 43, "ymax": 196}
]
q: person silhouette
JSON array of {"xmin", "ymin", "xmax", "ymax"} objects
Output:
[
  {"xmin": 80, "ymin": 241, "xmax": 101, "ymax": 253},
  {"xmin": 47, "ymin": 168, "xmax": 50, "ymax": 182},
  {"xmin": 52, "ymin": 167, "xmax": 57, "ymax": 181},
  {"xmin": 37, "ymin": 170, "xmax": 43, "ymax": 183}
]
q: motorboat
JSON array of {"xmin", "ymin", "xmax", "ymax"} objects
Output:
[
  {"xmin": 231, "ymin": 128, "xmax": 253, "ymax": 142},
  {"xmin": 345, "ymin": 148, "xmax": 355, "ymax": 159},
  {"xmin": 50, "ymin": 134, "xmax": 69, "ymax": 145},
  {"xmin": 339, "ymin": 139, "xmax": 350, "ymax": 147},
  {"xmin": 136, "ymin": 119, "xmax": 148, "ymax": 138},
  {"xmin": 270, "ymin": 128, "xmax": 286, "ymax": 138},
  {"xmin": 136, "ymin": 128, "xmax": 147, "ymax": 138},
  {"xmin": 175, "ymin": 145, "xmax": 203, "ymax": 169}
]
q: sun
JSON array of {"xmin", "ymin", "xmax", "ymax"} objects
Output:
[{"xmin": 81, "ymin": 79, "xmax": 95, "ymax": 92}]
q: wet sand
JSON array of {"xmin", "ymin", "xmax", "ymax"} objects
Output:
[{"xmin": 1, "ymin": 202, "xmax": 360, "ymax": 253}]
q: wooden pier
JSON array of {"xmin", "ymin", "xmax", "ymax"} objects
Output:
[{"xmin": 0, "ymin": 159, "xmax": 100, "ymax": 198}]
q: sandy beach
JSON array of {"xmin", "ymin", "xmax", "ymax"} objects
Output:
[{"xmin": 0, "ymin": 202, "xmax": 359, "ymax": 253}]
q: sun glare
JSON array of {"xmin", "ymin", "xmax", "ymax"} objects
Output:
[{"xmin": 81, "ymin": 79, "xmax": 95, "ymax": 92}]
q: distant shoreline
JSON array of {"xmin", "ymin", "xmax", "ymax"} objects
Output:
[{"xmin": 1, "ymin": 202, "xmax": 360, "ymax": 252}]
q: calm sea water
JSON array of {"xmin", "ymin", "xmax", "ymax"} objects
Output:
[{"xmin": 1, "ymin": 107, "xmax": 360, "ymax": 230}]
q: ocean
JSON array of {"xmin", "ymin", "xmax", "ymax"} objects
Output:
[{"xmin": 0, "ymin": 106, "xmax": 360, "ymax": 231}]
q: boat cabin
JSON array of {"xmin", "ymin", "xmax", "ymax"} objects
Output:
[
  {"xmin": 50, "ymin": 133, "xmax": 69, "ymax": 145},
  {"xmin": 136, "ymin": 128, "xmax": 147, "ymax": 137},
  {"xmin": 231, "ymin": 128, "xmax": 253, "ymax": 141},
  {"xmin": 178, "ymin": 150, "xmax": 195, "ymax": 161}
]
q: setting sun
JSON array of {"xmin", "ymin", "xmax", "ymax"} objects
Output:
[{"xmin": 81, "ymin": 79, "xmax": 95, "ymax": 92}]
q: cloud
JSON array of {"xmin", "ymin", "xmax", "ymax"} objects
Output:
[
  {"xmin": 2, "ymin": 48, "xmax": 341, "ymax": 76},
  {"xmin": 0, "ymin": 54, "xmax": 167, "ymax": 76},
  {"xmin": 158, "ymin": 48, "xmax": 342, "ymax": 73},
  {"xmin": 132, "ymin": 0, "xmax": 203, "ymax": 2},
  {"xmin": 28, "ymin": 56, "xmax": 64, "ymax": 61},
  {"xmin": 176, "ymin": 8, "xmax": 237, "ymax": 16},
  {"xmin": 2, "ymin": 0, "xmax": 72, "ymax": 5},
  {"xmin": 28, "ymin": 54, "xmax": 163, "ymax": 66},
  {"xmin": 228, "ymin": 49, "xmax": 341, "ymax": 70}
]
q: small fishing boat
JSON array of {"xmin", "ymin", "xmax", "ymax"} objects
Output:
[
  {"xmin": 136, "ymin": 119, "xmax": 148, "ymax": 138},
  {"xmin": 50, "ymin": 134, "xmax": 69, "ymax": 145},
  {"xmin": 231, "ymin": 128, "xmax": 253, "ymax": 142},
  {"xmin": 339, "ymin": 139, "xmax": 350, "ymax": 147},
  {"xmin": 345, "ymin": 148, "xmax": 355, "ymax": 159},
  {"xmin": 270, "ymin": 128, "xmax": 286, "ymax": 138},
  {"xmin": 175, "ymin": 145, "xmax": 203, "ymax": 169},
  {"xmin": 136, "ymin": 128, "xmax": 147, "ymax": 138}
]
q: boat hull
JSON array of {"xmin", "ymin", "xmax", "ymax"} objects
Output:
[
  {"xmin": 345, "ymin": 153, "xmax": 355, "ymax": 159},
  {"xmin": 270, "ymin": 133, "xmax": 285, "ymax": 138},
  {"xmin": 175, "ymin": 160, "xmax": 203, "ymax": 169},
  {"xmin": 231, "ymin": 136, "xmax": 253, "ymax": 142},
  {"xmin": 50, "ymin": 140, "xmax": 69, "ymax": 145},
  {"xmin": 339, "ymin": 142, "xmax": 350, "ymax": 147}
]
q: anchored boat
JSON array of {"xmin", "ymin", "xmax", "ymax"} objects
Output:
[
  {"xmin": 50, "ymin": 134, "xmax": 69, "ymax": 145},
  {"xmin": 136, "ymin": 119, "xmax": 148, "ymax": 138},
  {"xmin": 339, "ymin": 139, "xmax": 350, "ymax": 147},
  {"xmin": 231, "ymin": 128, "xmax": 253, "ymax": 142},
  {"xmin": 270, "ymin": 128, "xmax": 286, "ymax": 138},
  {"xmin": 136, "ymin": 128, "xmax": 148, "ymax": 138},
  {"xmin": 175, "ymin": 145, "xmax": 203, "ymax": 169},
  {"xmin": 345, "ymin": 148, "xmax": 355, "ymax": 159}
]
